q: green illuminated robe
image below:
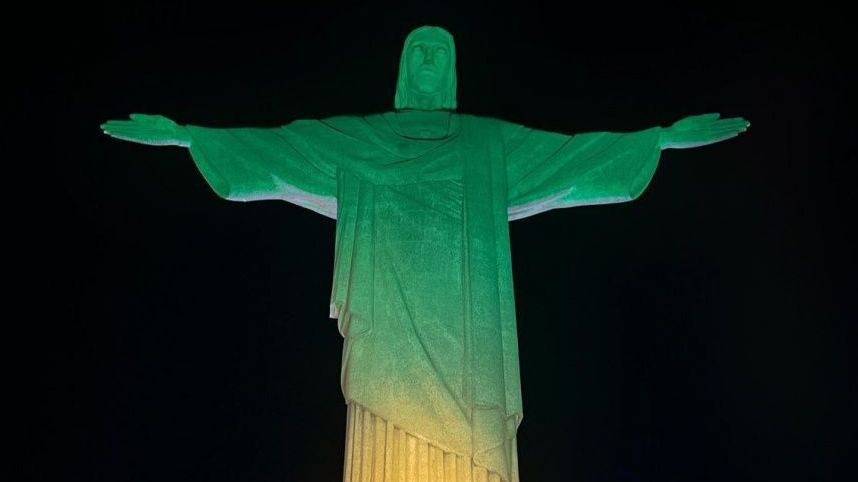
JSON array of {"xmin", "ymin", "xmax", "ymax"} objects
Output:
[{"xmin": 185, "ymin": 111, "xmax": 662, "ymax": 482}]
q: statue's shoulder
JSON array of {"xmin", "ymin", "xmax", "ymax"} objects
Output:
[
  {"xmin": 319, "ymin": 113, "xmax": 375, "ymax": 127},
  {"xmin": 458, "ymin": 113, "xmax": 518, "ymax": 127},
  {"xmin": 457, "ymin": 114, "xmax": 524, "ymax": 138},
  {"xmin": 283, "ymin": 113, "xmax": 378, "ymax": 137},
  {"xmin": 335, "ymin": 112, "xmax": 393, "ymax": 132}
]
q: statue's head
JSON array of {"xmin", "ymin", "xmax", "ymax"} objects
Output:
[{"xmin": 394, "ymin": 25, "xmax": 457, "ymax": 111}]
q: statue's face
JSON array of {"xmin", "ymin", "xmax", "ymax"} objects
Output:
[{"xmin": 405, "ymin": 31, "xmax": 451, "ymax": 94}]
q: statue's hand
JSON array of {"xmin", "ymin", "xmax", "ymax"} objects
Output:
[
  {"xmin": 659, "ymin": 113, "xmax": 750, "ymax": 150},
  {"xmin": 101, "ymin": 114, "xmax": 191, "ymax": 148}
]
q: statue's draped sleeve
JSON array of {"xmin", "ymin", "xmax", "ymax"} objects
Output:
[
  {"xmin": 185, "ymin": 120, "xmax": 343, "ymax": 218},
  {"xmin": 501, "ymin": 121, "xmax": 663, "ymax": 220}
]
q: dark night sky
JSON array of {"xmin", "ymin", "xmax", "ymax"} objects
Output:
[{"xmin": 23, "ymin": 2, "xmax": 855, "ymax": 481}]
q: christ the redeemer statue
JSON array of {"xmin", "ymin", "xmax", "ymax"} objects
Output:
[{"xmin": 102, "ymin": 25, "xmax": 749, "ymax": 482}]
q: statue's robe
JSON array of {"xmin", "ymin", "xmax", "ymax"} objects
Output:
[{"xmin": 185, "ymin": 111, "xmax": 662, "ymax": 482}]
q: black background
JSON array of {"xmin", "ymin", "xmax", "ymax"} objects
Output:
[{"xmin": 23, "ymin": 2, "xmax": 855, "ymax": 481}]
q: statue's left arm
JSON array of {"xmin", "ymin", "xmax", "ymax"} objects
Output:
[{"xmin": 502, "ymin": 113, "xmax": 749, "ymax": 220}]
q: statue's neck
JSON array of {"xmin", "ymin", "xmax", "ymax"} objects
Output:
[{"xmin": 408, "ymin": 91, "xmax": 444, "ymax": 110}]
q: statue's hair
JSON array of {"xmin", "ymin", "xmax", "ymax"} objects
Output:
[{"xmin": 394, "ymin": 25, "xmax": 458, "ymax": 110}]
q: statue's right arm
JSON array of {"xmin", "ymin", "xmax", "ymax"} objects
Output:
[
  {"xmin": 101, "ymin": 113, "xmax": 339, "ymax": 217},
  {"xmin": 101, "ymin": 114, "xmax": 191, "ymax": 148}
]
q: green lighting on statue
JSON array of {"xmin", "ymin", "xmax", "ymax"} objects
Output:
[{"xmin": 101, "ymin": 24, "xmax": 749, "ymax": 482}]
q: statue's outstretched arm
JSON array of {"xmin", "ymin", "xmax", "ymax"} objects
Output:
[
  {"xmin": 101, "ymin": 114, "xmax": 191, "ymax": 148},
  {"xmin": 100, "ymin": 113, "xmax": 338, "ymax": 217},
  {"xmin": 503, "ymin": 112, "xmax": 750, "ymax": 220},
  {"xmin": 658, "ymin": 113, "xmax": 750, "ymax": 150}
]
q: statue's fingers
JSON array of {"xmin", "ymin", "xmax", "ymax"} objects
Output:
[
  {"xmin": 719, "ymin": 122, "xmax": 750, "ymax": 133},
  {"xmin": 713, "ymin": 118, "xmax": 750, "ymax": 130},
  {"xmin": 693, "ymin": 123, "xmax": 748, "ymax": 136},
  {"xmin": 129, "ymin": 113, "xmax": 164, "ymax": 121},
  {"xmin": 103, "ymin": 122, "xmax": 149, "ymax": 130},
  {"xmin": 674, "ymin": 127, "xmax": 743, "ymax": 145},
  {"xmin": 102, "ymin": 127, "xmax": 166, "ymax": 142},
  {"xmin": 101, "ymin": 120, "xmax": 139, "ymax": 130},
  {"xmin": 694, "ymin": 113, "xmax": 721, "ymax": 121},
  {"xmin": 719, "ymin": 117, "xmax": 751, "ymax": 128},
  {"xmin": 101, "ymin": 125, "xmax": 150, "ymax": 137},
  {"xmin": 102, "ymin": 123, "xmax": 164, "ymax": 136},
  {"xmin": 706, "ymin": 125, "xmax": 748, "ymax": 137},
  {"xmin": 104, "ymin": 131, "xmax": 144, "ymax": 143},
  {"xmin": 674, "ymin": 112, "xmax": 720, "ymax": 128},
  {"xmin": 102, "ymin": 127, "xmax": 136, "ymax": 137},
  {"xmin": 712, "ymin": 132, "xmax": 740, "ymax": 143},
  {"xmin": 105, "ymin": 131, "xmax": 173, "ymax": 146},
  {"xmin": 103, "ymin": 122, "xmax": 165, "ymax": 133},
  {"xmin": 698, "ymin": 131, "xmax": 741, "ymax": 143}
]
